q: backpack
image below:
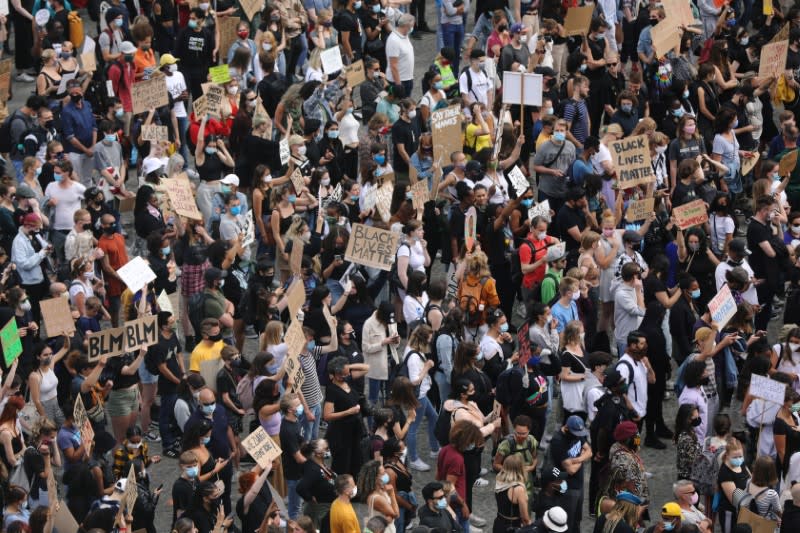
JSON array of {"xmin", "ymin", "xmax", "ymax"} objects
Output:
[
  {"xmin": 460, "ymin": 66, "xmax": 487, "ymax": 103},
  {"xmin": 732, "ymin": 486, "xmax": 771, "ymax": 515},
  {"xmin": 408, "ymin": 301, "xmax": 440, "ymax": 335},
  {"xmin": 0, "ymin": 111, "xmax": 28, "ymax": 155},
  {"xmin": 187, "ymin": 291, "xmax": 208, "ymax": 338},
  {"xmin": 457, "ymin": 275, "xmax": 489, "ymax": 328},
  {"xmin": 495, "ymin": 365, "xmax": 523, "ymax": 407},
  {"xmin": 613, "ymin": 359, "xmax": 638, "ymax": 400},
  {"xmin": 510, "ymin": 239, "xmax": 535, "ymax": 289},
  {"xmin": 689, "ymin": 445, "xmax": 723, "ymax": 495},
  {"xmin": 434, "ymin": 405, "xmax": 468, "ymax": 446},
  {"xmin": 530, "ymin": 272, "xmax": 560, "ymax": 306},
  {"xmin": 389, "ymin": 242, "xmax": 412, "ymax": 294},
  {"xmin": 501, "ymin": 433, "xmax": 536, "ymax": 460},
  {"xmin": 388, "ymin": 350, "xmax": 423, "ymax": 388},
  {"xmin": 236, "ymin": 373, "xmax": 255, "ymax": 412}
]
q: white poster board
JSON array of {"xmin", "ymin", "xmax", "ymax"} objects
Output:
[
  {"xmin": 750, "ymin": 374, "xmax": 787, "ymax": 405},
  {"xmin": 117, "ymin": 257, "xmax": 157, "ymax": 293},
  {"xmin": 502, "ymin": 71, "xmax": 543, "ymax": 107},
  {"xmin": 528, "ymin": 199, "xmax": 551, "ymax": 223},
  {"xmin": 507, "ymin": 166, "xmax": 530, "ymax": 197},
  {"xmin": 321, "ymin": 46, "xmax": 344, "ymax": 74}
]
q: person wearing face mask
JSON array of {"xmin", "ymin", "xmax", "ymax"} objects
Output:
[
  {"xmin": 160, "ymin": 54, "xmax": 191, "ymax": 167},
  {"xmin": 218, "ymin": 193, "xmax": 245, "ymax": 245},
  {"xmin": 112, "ymin": 425, "xmax": 161, "ymax": 479},
  {"xmin": 172, "ymin": 450, "xmax": 201, "ymax": 524},
  {"xmin": 174, "ymin": 373, "xmax": 206, "ymax": 433},
  {"xmin": 772, "ymin": 384, "xmax": 800, "ymax": 477},
  {"xmin": 533, "ymin": 120, "xmax": 578, "ymax": 214},
  {"xmin": 548, "ymin": 415, "xmax": 592, "ymax": 532},
  {"xmin": 128, "ymin": 21, "xmax": 156, "ymax": 80},
  {"xmin": 609, "ymin": 92, "xmax": 639, "ymax": 137},
  {"xmin": 533, "ymin": 467, "xmax": 570, "ymax": 520},
  {"xmin": 93, "ymin": 119, "xmax": 130, "ymax": 199},
  {"xmin": 390, "ymin": 99, "xmax": 419, "ymax": 183},
  {"xmin": 189, "ymin": 317, "xmax": 226, "ymax": 374},
  {"xmin": 324, "ymin": 354, "xmax": 371, "ymax": 478},
  {"xmin": 328, "ymin": 474, "xmax": 360, "ymax": 533},
  {"xmin": 36, "ymin": 49, "xmax": 65, "ymax": 101},
  {"xmin": 676, "ymin": 227, "xmax": 719, "ymax": 310},
  {"xmin": 296, "ymin": 438, "xmax": 338, "ymax": 528},
  {"xmin": 418, "ymin": 481, "xmax": 461, "ymax": 532},
  {"xmin": 175, "ymin": 8, "xmax": 215, "ymax": 99},
  {"xmin": 459, "ymin": 49, "xmax": 493, "ymax": 111},
  {"xmin": 12, "ymin": 213, "xmax": 53, "ymax": 323},
  {"xmin": 60, "ymin": 78, "xmax": 98, "ymax": 186},
  {"xmin": 277, "ymin": 392, "xmax": 308, "ymax": 520},
  {"xmin": 499, "ymin": 23, "xmax": 530, "ymax": 75},
  {"xmin": 185, "ymin": 480, "xmax": 234, "ymax": 533},
  {"xmin": 673, "ymin": 482, "xmax": 711, "ymax": 533}
]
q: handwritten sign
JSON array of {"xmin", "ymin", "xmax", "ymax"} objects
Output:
[
  {"xmin": 742, "ymin": 152, "xmax": 759, "ymax": 176},
  {"xmin": 240, "ymin": 0, "xmax": 262, "ymax": 21},
  {"xmin": 411, "ymin": 179, "xmax": 429, "ymax": 214},
  {"xmin": 528, "ymin": 199, "xmax": 551, "ymax": 223},
  {"xmin": 205, "ymin": 84, "xmax": 225, "ymax": 117},
  {"xmin": 673, "ymin": 199, "xmax": 708, "ymax": 230},
  {"xmin": 242, "ymin": 209, "xmax": 255, "ymax": 248},
  {"xmin": 0, "ymin": 318, "xmax": 21, "ymax": 367},
  {"xmin": 157, "ymin": 290, "xmax": 173, "ymax": 315},
  {"xmin": 192, "ymin": 94, "xmax": 208, "ymax": 117},
  {"xmin": 286, "ymin": 279, "xmax": 305, "ymax": 318},
  {"xmin": 289, "ymin": 238, "xmax": 303, "ymax": 275},
  {"xmin": 563, "ymin": 5, "xmax": 594, "ymax": 36},
  {"xmin": 164, "ymin": 177, "xmax": 202, "ymax": 220},
  {"xmin": 285, "ymin": 350, "xmax": 305, "ymax": 392},
  {"xmin": 431, "ymin": 105, "xmax": 462, "ymax": 164},
  {"xmin": 40, "ymin": 296, "xmax": 76, "ymax": 337},
  {"xmin": 0, "ymin": 59, "xmax": 11, "ymax": 100},
  {"xmin": 759, "ymin": 40, "xmax": 789, "ymax": 81},
  {"xmin": 321, "ymin": 183, "xmax": 342, "ymax": 210},
  {"xmin": 131, "ymin": 75, "xmax": 169, "ymax": 114},
  {"xmin": 772, "ymin": 23, "xmax": 790, "ymax": 44},
  {"xmin": 610, "ymin": 135, "xmax": 655, "ymax": 189},
  {"xmin": 320, "ymin": 46, "xmax": 344, "ymax": 74},
  {"xmin": 279, "ymin": 138, "xmax": 290, "ymax": 165},
  {"xmin": 344, "ymin": 59, "xmax": 366, "ymax": 87},
  {"xmin": 708, "ymin": 285, "xmax": 737, "ymax": 329},
  {"xmin": 209, "ymin": 64, "xmax": 231, "ymax": 84},
  {"xmin": 345, "ymin": 224, "xmax": 401, "ymax": 271},
  {"xmin": 507, "ymin": 165, "xmax": 530, "ymax": 197},
  {"xmin": 750, "ymin": 374, "xmax": 788, "ymax": 405},
  {"xmin": 117, "ymin": 256, "xmax": 157, "ymax": 293},
  {"xmin": 663, "ymin": 0, "xmax": 696, "ymax": 27},
  {"xmin": 375, "ymin": 177, "xmax": 394, "ymax": 222},
  {"xmin": 625, "ymin": 198, "xmax": 655, "ymax": 221},
  {"xmin": 289, "ymin": 169, "xmax": 305, "ymax": 196},
  {"xmin": 363, "ymin": 187, "xmax": 377, "ymax": 211},
  {"xmin": 241, "ymin": 426, "xmax": 282, "ymax": 468},
  {"xmin": 463, "ymin": 206, "xmax": 478, "ymax": 252},
  {"xmin": 651, "ymin": 19, "xmax": 681, "ymax": 58},
  {"xmin": 80, "ymin": 51, "xmax": 96, "ymax": 72},
  {"xmin": 86, "ymin": 315, "xmax": 158, "ymax": 360},
  {"xmin": 780, "ymin": 149, "xmax": 798, "ymax": 177},
  {"xmin": 124, "ymin": 463, "xmax": 138, "ymax": 512},
  {"xmin": 284, "ymin": 318, "xmax": 305, "ymax": 359},
  {"xmin": 73, "ymin": 395, "xmax": 95, "ymax": 445},
  {"xmin": 502, "ymin": 71, "xmax": 543, "ymax": 107},
  {"xmin": 141, "ymin": 125, "xmax": 168, "ymax": 143}
]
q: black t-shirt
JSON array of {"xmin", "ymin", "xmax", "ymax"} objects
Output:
[
  {"xmin": 788, "ymin": 48, "xmax": 800, "ymax": 71},
  {"xmin": 335, "ymin": 9, "xmax": 362, "ymax": 57},
  {"xmin": 672, "ymin": 180, "xmax": 697, "ymax": 207},
  {"xmin": 643, "ymin": 275, "xmax": 666, "ymax": 307},
  {"xmin": 717, "ymin": 463, "xmax": 749, "ymax": 513},
  {"xmin": 747, "ymin": 217, "xmax": 773, "ymax": 277},
  {"xmin": 391, "ymin": 119, "xmax": 418, "ymax": 173},
  {"xmin": 107, "ymin": 353, "xmax": 139, "ymax": 390},
  {"xmin": 216, "ymin": 365, "xmax": 242, "ymax": 412},
  {"xmin": 555, "ymin": 204, "xmax": 586, "ymax": 252},
  {"xmin": 171, "ymin": 477, "xmax": 195, "ymax": 524},
  {"xmin": 236, "ymin": 487, "xmax": 272, "ymax": 533},
  {"xmin": 280, "ymin": 418, "xmax": 305, "ymax": 480},
  {"xmin": 549, "ymin": 430, "xmax": 586, "ymax": 490},
  {"xmin": 185, "ymin": 505, "xmax": 216, "ymax": 533},
  {"xmin": 337, "ymin": 342, "xmax": 365, "ymax": 393},
  {"xmin": 148, "ymin": 333, "xmax": 182, "ymax": 395},
  {"xmin": 449, "ymin": 203, "xmax": 468, "ymax": 246}
]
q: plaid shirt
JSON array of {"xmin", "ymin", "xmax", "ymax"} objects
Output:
[{"xmin": 113, "ymin": 440, "xmax": 151, "ymax": 480}]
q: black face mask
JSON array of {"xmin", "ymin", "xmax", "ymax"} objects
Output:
[
  {"xmin": 44, "ymin": 120, "xmax": 54, "ymax": 129},
  {"xmin": 691, "ymin": 417, "xmax": 702, "ymax": 427},
  {"xmin": 103, "ymin": 226, "xmax": 115, "ymax": 235},
  {"xmin": 82, "ymin": 223, "xmax": 92, "ymax": 231},
  {"xmin": 649, "ymin": 18, "xmax": 658, "ymax": 26},
  {"xmin": 208, "ymin": 333, "xmax": 223, "ymax": 342},
  {"xmin": 71, "ymin": 93, "xmax": 83, "ymax": 103}
]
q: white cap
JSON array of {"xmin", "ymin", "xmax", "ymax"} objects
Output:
[
  {"xmin": 141, "ymin": 157, "xmax": 163, "ymax": 176},
  {"xmin": 221, "ymin": 174, "xmax": 240, "ymax": 186},
  {"xmin": 120, "ymin": 41, "xmax": 137, "ymax": 54}
]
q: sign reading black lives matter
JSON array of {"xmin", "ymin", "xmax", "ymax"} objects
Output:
[
  {"xmin": 609, "ymin": 135, "xmax": 655, "ymax": 189},
  {"xmin": 344, "ymin": 223, "xmax": 401, "ymax": 271}
]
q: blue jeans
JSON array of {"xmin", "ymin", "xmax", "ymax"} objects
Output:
[
  {"xmin": 301, "ymin": 402, "xmax": 322, "ymax": 441},
  {"xmin": 441, "ymin": 23, "xmax": 464, "ymax": 72},
  {"xmin": 177, "ymin": 116, "xmax": 190, "ymax": 168},
  {"xmin": 159, "ymin": 392, "xmax": 178, "ymax": 450},
  {"xmin": 287, "ymin": 478, "xmax": 303, "ymax": 520},
  {"xmin": 12, "ymin": 159, "xmax": 23, "ymax": 181},
  {"xmin": 456, "ymin": 505, "xmax": 470, "ymax": 533},
  {"xmin": 433, "ymin": 371, "xmax": 450, "ymax": 408},
  {"xmin": 395, "ymin": 491, "xmax": 418, "ymax": 532},
  {"xmin": 408, "ymin": 395, "xmax": 440, "ymax": 461},
  {"xmin": 368, "ymin": 378, "xmax": 385, "ymax": 405}
]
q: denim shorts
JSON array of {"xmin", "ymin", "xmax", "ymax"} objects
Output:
[{"xmin": 138, "ymin": 364, "xmax": 159, "ymax": 384}]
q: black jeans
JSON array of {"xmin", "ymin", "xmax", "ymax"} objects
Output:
[{"xmin": 645, "ymin": 378, "xmax": 667, "ymax": 436}]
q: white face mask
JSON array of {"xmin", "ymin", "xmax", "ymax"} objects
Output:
[
  {"xmin": 655, "ymin": 146, "xmax": 667, "ymax": 154},
  {"xmin": 520, "ymin": 35, "xmax": 528, "ymax": 43},
  {"xmin": 199, "ymin": 2, "xmax": 209, "ymax": 9},
  {"xmin": 407, "ymin": 109, "xmax": 417, "ymax": 119},
  {"xmin": 263, "ymin": 174, "xmax": 272, "ymax": 183},
  {"xmin": 790, "ymin": 342, "xmax": 800, "ymax": 353},
  {"xmin": 20, "ymin": 300, "xmax": 32, "ymax": 312},
  {"xmin": 227, "ymin": 86, "xmax": 238, "ymax": 95},
  {"xmin": 350, "ymin": 486, "xmax": 358, "ymax": 498},
  {"xmin": 792, "ymin": 225, "xmax": 800, "ymax": 233},
  {"xmin": 297, "ymin": 146, "xmax": 307, "ymax": 156},
  {"xmin": 321, "ymin": 177, "xmax": 331, "ymax": 186},
  {"xmin": 168, "ymin": 64, "xmax": 178, "ymax": 73},
  {"xmin": 262, "ymin": 42, "xmax": 273, "ymax": 51}
]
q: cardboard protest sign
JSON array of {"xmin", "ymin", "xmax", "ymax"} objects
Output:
[
  {"xmin": 86, "ymin": 315, "xmax": 158, "ymax": 360},
  {"xmin": 209, "ymin": 64, "xmax": 231, "ymax": 84},
  {"xmin": 673, "ymin": 199, "xmax": 709, "ymax": 230},
  {"xmin": 240, "ymin": 0, "xmax": 262, "ymax": 20},
  {"xmin": 164, "ymin": 178, "xmax": 202, "ymax": 220},
  {"xmin": 0, "ymin": 318, "xmax": 21, "ymax": 367},
  {"xmin": 431, "ymin": 105, "xmax": 462, "ymax": 163},
  {"xmin": 625, "ymin": 198, "xmax": 655, "ymax": 221},
  {"xmin": 663, "ymin": 0, "xmax": 696, "ymax": 26},
  {"xmin": 241, "ymin": 426, "xmax": 282, "ymax": 468},
  {"xmin": 750, "ymin": 374, "xmax": 787, "ymax": 404},
  {"xmin": 141, "ymin": 125, "xmax": 168, "ymax": 143},
  {"xmin": 289, "ymin": 238, "xmax": 303, "ymax": 275},
  {"xmin": 286, "ymin": 279, "xmax": 305, "ymax": 319},
  {"xmin": 737, "ymin": 508, "xmax": 778, "ymax": 533},
  {"xmin": 73, "ymin": 395, "xmax": 95, "ymax": 445},
  {"xmin": 200, "ymin": 357, "xmax": 223, "ymax": 393},
  {"xmin": 124, "ymin": 464, "xmax": 138, "ymax": 512},
  {"xmin": 284, "ymin": 350, "xmax": 305, "ymax": 393},
  {"xmin": 464, "ymin": 207, "xmax": 477, "ymax": 252},
  {"xmin": 563, "ymin": 5, "xmax": 594, "ymax": 35},
  {"xmin": 53, "ymin": 502, "xmax": 80, "ymax": 533},
  {"xmin": 345, "ymin": 224, "xmax": 401, "ymax": 271},
  {"xmin": 205, "ymin": 84, "xmax": 225, "ymax": 117},
  {"xmin": 772, "ymin": 23, "xmax": 790, "ymax": 44},
  {"xmin": 131, "ymin": 75, "xmax": 169, "ymax": 114},
  {"xmin": 528, "ymin": 199, "xmax": 551, "ymax": 223},
  {"xmin": 290, "ymin": 169, "xmax": 305, "ymax": 195},
  {"xmin": 708, "ymin": 285, "xmax": 737, "ymax": 329},
  {"xmin": 780, "ymin": 149, "xmax": 798, "ymax": 176},
  {"xmin": 375, "ymin": 177, "xmax": 394, "ymax": 222},
  {"xmin": 40, "ymin": 296, "xmax": 76, "ymax": 336},
  {"xmin": 363, "ymin": 186, "xmax": 377, "ymax": 211},
  {"xmin": 502, "ymin": 71, "xmax": 543, "ymax": 107},
  {"xmin": 57, "ymin": 71, "xmax": 77, "ymax": 95},
  {"xmin": 279, "ymin": 138, "xmax": 290, "ymax": 165},
  {"xmin": 507, "ymin": 165, "xmax": 530, "ymax": 197},
  {"xmin": 284, "ymin": 318, "xmax": 305, "ymax": 358},
  {"xmin": 321, "ymin": 46, "xmax": 344, "ymax": 74},
  {"xmin": 117, "ymin": 256, "xmax": 157, "ymax": 293},
  {"xmin": 651, "ymin": 19, "xmax": 681, "ymax": 58},
  {"xmin": 0, "ymin": 59, "xmax": 11, "ymax": 100},
  {"xmin": 742, "ymin": 152, "xmax": 759, "ymax": 176},
  {"xmin": 217, "ymin": 17, "xmax": 240, "ymax": 69},
  {"xmin": 193, "ymin": 94, "xmax": 208, "ymax": 117},
  {"xmin": 344, "ymin": 59, "xmax": 366, "ymax": 86},
  {"xmin": 759, "ymin": 40, "xmax": 789, "ymax": 81},
  {"xmin": 411, "ymin": 179, "xmax": 429, "ymax": 214},
  {"xmin": 610, "ymin": 135, "xmax": 655, "ymax": 189},
  {"xmin": 242, "ymin": 210, "xmax": 255, "ymax": 247},
  {"xmin": 80, "ymin": 51, "xmax": 96, "ymax": 72}
]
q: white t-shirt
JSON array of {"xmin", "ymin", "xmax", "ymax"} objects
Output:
[
  {"xmin": 45, "ymin": 181, "xmax": 86, "ymax": 231},
  {"xmin": 714, "ymin": 260, "xmax": 758, "ymax": 306},
  {"xmin": 385, "ymin": 31, "xmax": 414, "ymax": 82},
  {"xmin": 339, "ymin": 111, "xmax": 360, "ymax": 146},
  {"xmin": 458, "ymin": 68, "xmax": 492, "ymax": 106},
  {"xmin": 708, "ymin": 214, "xmax": 735, "ymax": 255},
  {"xmin": 617, "ymin": 353, "xmax": 648, "ymax": 418},
  {"xmin": 591, "ymin": 143, "xmax": 612, "ymax": 174},
  {"xmin": 397, "ymin": 240, "xmax": 427, "ymax": 272},
  {"xmin": 165, "ymin": 71, "xmax": 188, "ymax": 118},
  {"xmin": 405, "ymin": 346, "xmax": 431, "ymax": 398},
  {"xmin": 478, "ymin": 335, "xmax": 503, "ymax": 362},
  {"xmin": 479, "ymin": 173, "xmax": 509, "ymax": 205},
  {"xmin": 403, "ymin": 292, "xmax": 429, "ymax": 326}
]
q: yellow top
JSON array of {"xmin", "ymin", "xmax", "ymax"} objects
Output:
[
  {"xmin": 465, "ymin": 123, "xmax": 492, "ymax": 156},
  {"xmin": 189, "ymin": 340, "xmax": 225, "ymax": 372},
  {"xmin": 330, "ymin": 498, "xmax": 360, "ymax": 533}
]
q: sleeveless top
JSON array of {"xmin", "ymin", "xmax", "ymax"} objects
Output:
[
  {"xmin": 386, "ymin": 462, "xmax": 412, "ymax": 492},
  {"xmin": 0, "ymin": 426, "xmax": 22, "ymax": 471},
  {"xmin": 274, "ymin": 209, "xmax": 293, "ymax": 235},
  {"xmin": 494, "ymin": 483, "xmax": 522, "ymax": 526},
  {"xmin": 198, "ymin": 153, "xmax": 224, "ymax": 182},
  {"xmin": 39, "ymin": 368, "xmax": 59, "ymax": 402},
  {"xmin": 260, "ymin": 410, "xmax": 282, "ymax": 435}
]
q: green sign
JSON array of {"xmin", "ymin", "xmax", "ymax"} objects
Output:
[
  {"xmin": 209, "ymin": 64, "xmax": 231, "ymax": 85},
  {"xmin": 0, "ymin": 318, "xmax": 22, "ymax": 367}
]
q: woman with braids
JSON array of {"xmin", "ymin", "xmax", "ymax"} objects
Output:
[{"xmin": 357, "ymin": 460, "xmax": 400, "ymax": 531}]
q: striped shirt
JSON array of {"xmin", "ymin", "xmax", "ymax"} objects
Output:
[
  {"xmin": 563, "ymin": 98, "xmax": 589, "ymax": 145},
  {"xmin": 300, "ymin": 348, "xmax": 324, "ymax": 408}
]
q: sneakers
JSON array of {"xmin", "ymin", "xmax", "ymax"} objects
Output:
[
  {"xmin": 429, "ymin": 449, "xmax": 440, "ymax": 459},
  {"xmin": 409, "ymin": 458, "xmax": 431, "ymax": 472},
  {"xmin": 144, "ymin": 431, "xmax": 161, "ymax": 442},
  {"xmin": 245, "ymin": 325, "xmax": 259, "ymax": 339},
  {"xmin": 164, "ymin": 447, "xmax": 180, "ymax": 458},
  {"xmin": 479, "ymin": 468, "xmax": 488, "ymax": 476},
  {"xmin": 644, "ymin": 436, "xmax": 666, "ymax": 450},
  {"xmin": 15, "ymin": 73, "xmax": 34, "ymax": 83},
  {"xmin": 470, "ymin": 514, "xmax": 487, "ymax": 527},
  {"xmin": 473, "ymin": 478, "xmax": 489, "ymax": 488}
]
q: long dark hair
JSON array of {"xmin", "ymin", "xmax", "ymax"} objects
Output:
[{"xmin": 674, "ymin": 403, "xmax": 698, "ymax": 443}]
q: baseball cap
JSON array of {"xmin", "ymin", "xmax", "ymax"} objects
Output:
[
  {"xmin": 120, "ymin": 41, "xmax": 137, "ymax": 55},
  {"xmin": 159, "ymin": 53, "xmax": 179, "ymax": 67},
  {"xmin": 545, "ymin": 243, "xmax": 566, "ymax": 263},
  {"xmin": 542, "ymin": 467, "xmax": 568, "ymax": 485},
  {"xmin": 565, "ymin": 415, "xmax": 588, "ymax": 437},
  {"xmin": 204, "ymin": 267, "xmax": 227, "ymax": 282},
  {"xmin": 15, "ymin": 185, "xmax": 36, "ymax": 199},
  {"xmin": 221, "ymin": 174, "xmax": 240, "ymax": 186},
  {"xmin": 617, "ymin": 491, "xmax": 644, "ymax": 505},
  {"xmin": 661, "ymin": 502, "xmax": 682, "ymax": 517},
  {"xmin": 465, "ymin": 160, "xmax": 482, "ymax": 174},
  {"xmin": 510, "ymin": 22, "xmax": 526, "ymax": 34},
  {"xmin": 542, "ymin": 507, "xmax": 568, "ymax": 532},
  {"xmin": 728, "ymin": 238, "xmax": 751, "ymax": 256},
  {"xmin": 603, "ymin": 368, "xmax": 626, "ymax": 389},
  {"xmin": 141, "ymin": 158, "xmax": 163, "ymax": 176}
]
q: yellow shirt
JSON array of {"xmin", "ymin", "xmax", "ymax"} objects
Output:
[
  {"xmin": 536, "ymin": 131, "xmax": 553, "ymax": 150},
  {"xmin": 330, "ymin": 499, "xmax": 360, "ymax": 533},
  {"xmin": 189, "ymin": 340, "xmax": 225, "ymax": 372},
  {"xmin": 465, "ymin": 123, "xmax": 492, "ymax": 156}
]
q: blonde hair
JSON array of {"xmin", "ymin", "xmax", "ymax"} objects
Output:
[
  {"xmin": 496, "ymin": 454, "xmax": 527, "ymax": 485},
  {"xmin": 580, "ymin": 231, "xmax": 600, "ymax": 252},
  {"xmin": 465, "ymin": 251, "xmax": 491, "ymax": 277},
  {"xmin": 286, "ymin": 215, "xmax": 308, "ymax": 240},
  {"xmin": 603, "ymin": 500, "xmax": 640, "ymax": 533},
  {"xmin": 41, "ymin": 49, "xmax": 56, "ymax": 63},
  {"xmin": 601, "ymin": 209, "xmax": 616, "ymax": 227},
  {"xmin": 408, "ymin": 325, "xmax": 433, "ymax": 352},
  {"xmin": 260, "ymin": 320, "xmax": 285, "ymax": 351},
  {"xmin": 631, "ymin": 117, "xmax": 657, "ymax": 138}
]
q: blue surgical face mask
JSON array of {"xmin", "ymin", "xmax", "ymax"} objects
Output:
[
  {"xmin": 288, "ymin": 194, "xmax": 297, "ymax": 204},
  {"xmin": 683, "ymin": 89, "xmax": 690, "ymax": 99},
  {"xmin": 673, "ymin": 107, "xmax": 685, "ymax": 118},
  {"xmin": 161, "ymin": 246, "xmax": 171, "ymax": 256},
  {"xmin": 559, "ymin": 480, "xmax": 568, "ymax": 493},
  {"xmin": 350, "ymin": 194, "xmax": 359, "ymax": 202},
  {"xmin": 621, "ymin": 104, "xmax": 632, "ymax": 113},
  {"xmin": 499, "ymin": 323, "xmax": 509, "ymax": 333},
  {"xmin": 405, "ymin": 192, "xmax": 413, "ymax": 200},
  {"xmin": 185, "ymin": 465, "xmax": 199, "ymax": 478},
  {"xmin": 466, "ymin": 443, "xmax": 476, "ymax": 451},
  {"xmin": 732, "ymin": 119, "xmax": 739, "ymax": 129},
  {"xmin": 202, "ymin": 436, "xmax": 211, "ymax": 445},
  {"xmin": 433, "ymin": 81, "xmax": 443, "ymax": 90},
  {"xmin": 307, "ymin": 340, "xmax": 316, "ymax": 351},
  {"xmin": 188, "ymin": 19, "xmax": 198, "ymax": 29},
  {"xmin": 230, "ymin": 205, "xmax": 241, "ymax": 216},
  {"xmin": 221, "ymin": 185, "xmax": 231, "ymax": 194},
  {"xmin": 691, "ymin": 289, "xmax": 701, "ymax": 299},
  {"xmin": 115, "ymin": 109, "xmax": 124, "ymax": 118},
  {"xmin": 730, "ymin": 457, "xmax": 745, "ymax": 467},
  {"xmin": 380, "ymin": 473, "xmax": 390, "ymax": 485},
  {"xmin": 374, "ymin": 154, "xmax": 386, "ymax": 165},
  {"xmin": 521, "ymin": 198, "xmax": 533, "ymax": 208},
  {"xmin": 35, "ymin": 167, "xmax": 42, "ymax": 177},
  {"xmin": 476, "ymin": 351, "xmax": 484, "ymax": 361},
  {"xmin": 53, "ymin": 172, "xmax": 63, "ymax": 182},
  {"xmin": 104, "ymin": 134, "xmax": 116, "ymax": 143},
  {"xmin": 663, "ymin": 521, "xmax": 675, "ymax": 531},
  {"xmin": 579, "ymin": 64, "xmax": 587, "ymax": 73},
  {"xmin": 295, "ymin": 404, "xmax": 304, "ymax": 418},
  {"xmin": 202, "ymin": 403, "xmax": 216, "ymax": 415},
  {"xmin": 205, "ymin": 147, "xmax": 217, "ymax": 155},
  {"xmin": 553, "ymin": 131, "xmax": 566, "ymax": 142},
  {"xmin": 327, "ymin": 130, "xmax": 339, "ymax": 139},
  {"xmin": 354, "ymin": 0, "xmax": 362, "ymax": 8},
  {"xmin": 436, "ymin": 498, "xmax": 447, "ymax": 509},
  {"xmin": 115, "ymin": 17, "xmax": 124, "ymax": 27},
  {"xmin": 372, "ymin": 3, "xmax": 381, "ymax": 12}
]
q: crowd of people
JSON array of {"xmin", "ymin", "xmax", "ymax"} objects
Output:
[{"xmin": 0, "ymin": 0, "xmax": 799, "ymax": 532}]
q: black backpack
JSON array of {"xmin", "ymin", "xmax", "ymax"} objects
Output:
[
  {"xmin": 388, "ymin": 350, "xmax": 423, "ymax": 387},
  {"xmin": 434, "ymin": 405, "xmax": 468, "ymax": 446},
  {"xmin": 0, "ymin": 111, "xmax": 28, "ymax": 155},
  {"xmin": 495, "ymin": 365, "xmax": 523, "ymax": 407},
  {"xmin": 530, "ymin": 272, "xmax": 560, "ymax": 306},
  {"xmin": 188, "ymin": 291, "xmax": 208, "ymax": 337},
  {"xmin": 510, "ymin": 239, "xmax": 535, "ymax": 289}
]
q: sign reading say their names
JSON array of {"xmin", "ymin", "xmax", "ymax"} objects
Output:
[
  {"xmin": 241, "ymin": 426, "xmax": 282, "ymax": 468},
  {"xmin": 673, "ymin": 199, "xmax": 709, "ymax": 230},
  {"xmin": 759, "ymin": 40, "xmax": 789, "ymax": 81},
  {"xmin": 40, "ymin": 296, "xmax": 76, "ymax": 336},
  {"xmin": 345, "ymin": 224, "xmax": 401, "ymax": 271},
  {"xmin": 610, "ymin": 135, "xmax": 655, "ymax": 189},
  {"xmin": 321, "ymin": 46, "xmax": 344, "ymax": 74},
  {"xmin": 131, "ymin": 75, "xmax": 169, "ymax": 114},
  {"xmin": 164, "ymin": 177, "xmax": 203, "ymax": 220},
  {"xmin": 86, "ymin": 315, "xmax": 158, "ymax": 360},
  {"xmin": 507, "ymin": 165, "xmax": 530, "ymax": 197},
  {"xmin": 117, "ymin": 256, "xmax": 157, "ymax": 293},
  {"xmin": 431, "ymin": 105, "xmax": 462, "ymax": 164},
  {"xmin": 141, "ymin": 125, "xmax": 168, "ymax": 143},
  {"xmin": 750, "ymin": 374, "xmax": 788, "ymax": 404},
  {"xmin": 708, "ymin": 285, "xmax": 737, "ymax": 329},
  {"xmin": 625, "ymin": 198, "xmax": 655, "ymax": 222}
]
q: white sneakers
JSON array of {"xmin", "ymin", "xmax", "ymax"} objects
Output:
[{"xmin": 409, "ymin": 458, "xmax": 431, "ymax": 471}]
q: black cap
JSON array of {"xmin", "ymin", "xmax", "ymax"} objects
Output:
[
  {"xmin": 728, "ymin": 238, "xmax": 751, "ymax": 256},
  {"xmin": 470, "ymin": 49, "xmax": 485, "ymax": 60},
  {"xmin": 204, "ymin": 267, "xmax": 227, "ymax": 282},
  {"xmin": 542, "ymin": 466, "xmax": 569, "ymax": 484},
  {"xmin": 440, "ymin": 47, "xmax": 456, "ymax": 62},
  {"xmin": 85, "ymin": 186, "xmax": 102, "ymax": 199},
  {"xmin": 465, "ymin": 160, "xmax": 482, "ymax": 174},
  {"xmin": 622, "ymin": 230, "xmax": 643, "ymax": 243},
  {"xmin": 604, "ymin": 368, "xmax": 626, "ymax": 389},
  {"xmin": 534, "ymin": 66, "xmax": 556, "ymax": 77}
]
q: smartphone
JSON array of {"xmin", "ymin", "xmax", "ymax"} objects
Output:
[
  {"xmin": 156, "ymin": 483, "xmax": 163, "ymax": 491},
  {"xmin": 335, "ymin": 254, "xmax": 343, "ymax": 261}
]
